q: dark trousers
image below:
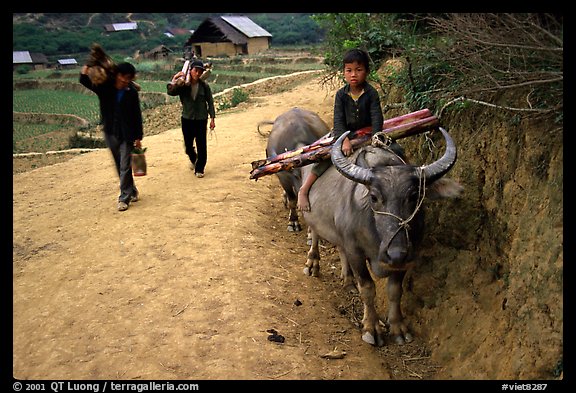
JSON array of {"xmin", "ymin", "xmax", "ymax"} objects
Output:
[
  {"xmin": 181, "ymin": 117, "xmax": 208, "ymax": 174},
  {"xmin": 104, "ymin": 133, "xmax": 138, "ymax": 204}
]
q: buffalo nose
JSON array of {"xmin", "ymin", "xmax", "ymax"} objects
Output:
[{"xmin": 386, "ymin": 246, "xmax": 408, "ymax": 264}]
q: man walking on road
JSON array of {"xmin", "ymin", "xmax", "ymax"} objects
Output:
[{"xmin": 80, "ymin": 61, "xmax": 144, "ymax": 211}]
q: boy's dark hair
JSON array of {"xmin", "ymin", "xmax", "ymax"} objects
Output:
[
  {"xmin": 116, "ymin": 62, "xmax": 136, "ymax": 76},
  {"xmin": 342, "ymin": 49, "xmax": 370, "ymax": 73}
]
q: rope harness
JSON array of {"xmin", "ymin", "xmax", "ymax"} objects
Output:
[{"xmin": 369, "ymin": 131, "xmax": 427, "ymax": 253}]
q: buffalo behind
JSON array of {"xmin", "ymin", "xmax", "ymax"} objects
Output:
[{"xmin": 260, "ymin": 107, "xmax": 329, "ymax": 232}]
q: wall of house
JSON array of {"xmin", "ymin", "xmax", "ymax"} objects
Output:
[
  {"xmin": 195, "ymin": 42, "xmax": 237, "ymax": 57},
  {"xmin": 194, "ymin": 37, "xmax": 269, "ymax": 58},
  {"xmin": 13, "ymin": 63, "xmax": 47, "ymax": 71},
  {"xmin": 246, "ymin": 37, "xmax": 270, "ymax": 54}
]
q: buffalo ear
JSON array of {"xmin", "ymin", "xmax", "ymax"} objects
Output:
[{"xmin": 426, "ymin": 178, "xmax": 464, "ymax": 199}]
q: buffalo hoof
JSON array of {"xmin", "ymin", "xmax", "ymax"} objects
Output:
[
  {"xmin": 303, "ymin": 266, "xmax": 320, "ymax": 277},
  {"xmin": 287, "ymin": 222, "xmax": 302, "ymax": 232},
  {"xmin": 343, "ymin": 282, "xmax": 357, "ymax": 294},
  {"xmin": 391, "ymin": 332, "xmax": 413, "ymax": 345},
  {"xmin": 392, "ymin": 335, "xmax": 405, "ymax": 345},
  {"xmin": 362, "ymin": 331, "xmax": 385, "ymax": 347}
]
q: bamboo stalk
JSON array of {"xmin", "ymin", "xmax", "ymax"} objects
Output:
[
  {"xmin": 253, "ymin": 109, "xmax": 433, "ymax": 170},
  {"xmin": 250, "ymin": 110, "xmax": 439, "ymax": 180}
]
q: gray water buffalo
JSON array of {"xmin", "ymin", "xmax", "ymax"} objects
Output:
[
  {"xmin": 261, "ymin": 107, "xmax": 329, "ymax": 231},
  {"xmin": 302, "ymin": 128, "xmax": 462, "ymax": 346}
]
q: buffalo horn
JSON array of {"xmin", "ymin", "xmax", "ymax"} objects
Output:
[
  {"xmin": 421, "ymin": 127, "xmax": 457, "ymax": 183},
  {"xmin": 331, "ymin": 131, "xmax": 374, "ymax": 185}
]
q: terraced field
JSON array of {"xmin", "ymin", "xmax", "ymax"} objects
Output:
[{"xmin": 12, "ymin": 52, "xmax": 325, "ymax": 155}]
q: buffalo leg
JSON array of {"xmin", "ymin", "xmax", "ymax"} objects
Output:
[
  {"xmin": 349, "ymin": 256, "xmax": 385, "ymax": 346},
  {"xmin": 279, "ymin": 182, "xmax": 301, "ymax": 232},
  {"xmin": 337, "ymin": 246, "xmax": 356, "ymax": 293},
  {"xmin": 304, "ymin": 229, "xmax": 320, "ymax": 277},
  {"xmin": 357, "ymin": 277, "xmax": 385, "ymax": 346},
  {"xmin": 285, "ymin": 195, "xmax": 301, "ymax": 232},
  {"xmin": 386, "ymin": 271, "xmax": 413, "ymax": 344}
]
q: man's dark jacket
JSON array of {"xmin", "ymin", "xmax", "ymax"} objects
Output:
[{"xmin": 79, "ymin": 74, "xmax": 143, "ymax": 143}]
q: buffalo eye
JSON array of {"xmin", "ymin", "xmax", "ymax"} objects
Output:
[
  {"xmin": 370, "ymin": 193, "xmax": 378, "ymax": 204},
  {"xmin": 408, "ymin": 190, "xmax": 420, "ymax": 204}
]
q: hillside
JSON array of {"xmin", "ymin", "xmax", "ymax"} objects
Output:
[{"xmin": 12, "ymin": 13, "xmax": 323, "ymax": 57}]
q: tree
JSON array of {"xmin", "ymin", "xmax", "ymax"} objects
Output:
[
  {"xmin": 314, "ymin": 13, "xmax": 563, "ymax": 122},
  {"xmin": 425, "ymin": 14, "xmax": 562, "ymax": 117}
]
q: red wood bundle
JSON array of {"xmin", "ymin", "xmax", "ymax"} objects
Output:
[{"xmin": 250, "ymin": 109, "xmax": 439, "ymax": 180}]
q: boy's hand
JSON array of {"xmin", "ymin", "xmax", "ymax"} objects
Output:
[{"xmin": 342, "ymin": 137, "xmax": 353, "ymax": 156}]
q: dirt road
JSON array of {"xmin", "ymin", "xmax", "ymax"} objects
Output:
[{"xmin": 13, "ymin": 74, "xmax": 438, "ymax": 380}]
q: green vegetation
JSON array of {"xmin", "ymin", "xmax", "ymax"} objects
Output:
[
  {"xmin": 13, "ymin": 123, "xmax": 63, "ymax": 145},
  {"xmin": 315, "ymin": 13, "xmax": 563, "ymax": 123},
  {"xmin": 13, "ymin": 90, "xmax": 101, "ymax": 123},
  {"xmin": 13, "ymin": 122, "xmax": 75, "ymax": 154},
  {"xmin": 68, "ymin": 133, "xmax": 108, "ymax": 149},
  {"xmin": 13, "ymin": 51, "xmax": 322, "ymax": 153},
  {"xmin": 14, "ymin": 13, "xmax": 562, "ymax": 153},
  {"xmin": 217, "ymin": 88, "xmax": 249, "ymax": 111},
  {"xmin": 12, "ymin": 13, "xmax": 324, "ymax": 60}
]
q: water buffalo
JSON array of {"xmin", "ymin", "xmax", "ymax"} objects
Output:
[
  {"xmin": 302, "ymin": 128, "xmax": 462, "ymax": 346},
  {"xmin": 260, "ymin": 107, "xmax": 330, "ymax": 231}
]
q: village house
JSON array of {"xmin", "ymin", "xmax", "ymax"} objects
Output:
[
  {"xmin": 144, "ymin": 45, "xmax": 173, "ymax": 60},
  {"xmin": 104, "ymin": 22, "xmax": 138, "ymax": 32},
  {"xmin": 185, "ymin": 15, "xmax": 272, "ymax": 58},
  {"xmin": 13, "ymin": 51, "xmax": 49, "ymax": 71},
  {"xmin": 56, "ymin": 58, "xmax": 78, "ymax": 70}
]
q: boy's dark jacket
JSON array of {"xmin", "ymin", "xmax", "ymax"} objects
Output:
[
  {"xmin": 332, "ymin": 81, "xmax": 383, "ymax": 139},
  {"xmin": 79, "ymin": 74, "xmax": 143, "ymax": 143}
]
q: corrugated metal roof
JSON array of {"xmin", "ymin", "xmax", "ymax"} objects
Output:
[
  {"xmin": 58, "ymin": 59, "xmax": 78, "ymax": 65},
  {"xmin": 113, "ymin": 22, "xmax": 138, "ymax": 31},
  {"xmin": 13, "ymin": 51, "xmax": 33, "ymax": 64},
  {"xmin": 220, "ymin": 16, "xmax": 272, "ymax": 38},
  {"xmin": 105, "ymin": 22, "xmax": 138, "ymax": 32}
]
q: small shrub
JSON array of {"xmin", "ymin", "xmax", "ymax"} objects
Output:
[
  {"xmin": 16, "ymin": 65, "xmax": 32, "ymax": 75},
  {"xmin": 217, "ymin": 88, "xmax": 249, "ymax": 111},
  {"xmin": 68, "ymin": 133, "xmax": 107, "ymax": 149},
  {"xmin": 230, "ymin": 88, "xmax": 249, "ymax": 106}
]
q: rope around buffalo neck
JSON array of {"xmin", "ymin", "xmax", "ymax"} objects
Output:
[
  {"xmin": 370, "ymin": 167, "xmax": 427, "ymax": 249},
  {"xmin": 371, "ymin": 132, "xmax": 408, "ymax": 165}
]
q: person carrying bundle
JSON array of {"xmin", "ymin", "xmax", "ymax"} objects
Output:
[
  {"xmin": 80, "ymin": 54, "xmax": 144, "ymax": 212},
  {"xmin": 167, "ymin": 59, "xmax": 216, "ymax": 178}
]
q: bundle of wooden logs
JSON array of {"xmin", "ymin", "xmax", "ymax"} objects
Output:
[
  {"xmin": 171, "ymin": 59, "xmax": 192, "ymax": 87},
  {"xmin": 249, "ymin": 108, "xmax": 439, "ymax": 180},
  {"xmin": 85, "ymin": 43, "xmax": 117, "ymax": 85}
]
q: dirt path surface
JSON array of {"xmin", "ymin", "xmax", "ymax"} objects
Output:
[{"xmin": 13, "ymin": 75, "xmax": 439, "ymax": 381}]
